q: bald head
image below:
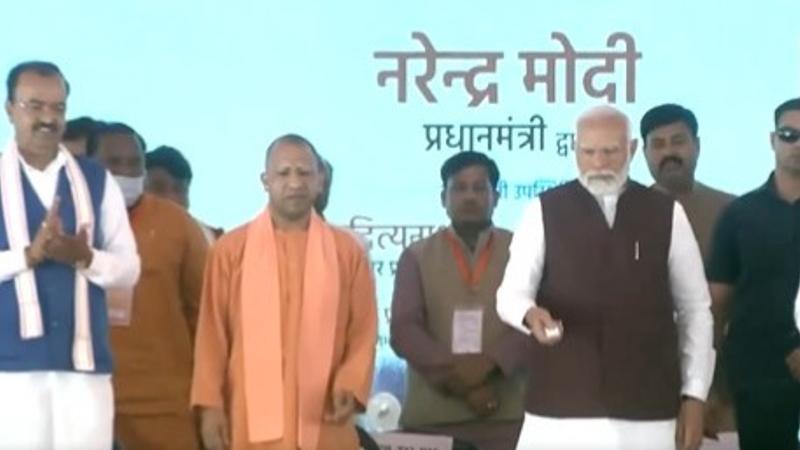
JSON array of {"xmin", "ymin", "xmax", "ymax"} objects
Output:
[
  {"xmin": 575, "ymin": 105, "xmax": 637, "ymax": 195},
  {"xmin": 264, "ymin": 134, "xmax": 321, "ymax": 170},
  {"xmin": 261, "ymin": 134, "xmax": 323, "ymax": 227}
]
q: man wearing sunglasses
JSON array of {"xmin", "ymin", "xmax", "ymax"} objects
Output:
[{"xmin": 707, "ymin": 97, "xmax": 800, "ymax": 450}]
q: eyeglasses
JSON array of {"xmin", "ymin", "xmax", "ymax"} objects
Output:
[
  {"xmin": 776, "ymin": 127, "xmax": 800, "ymax": 144},
  {"xmin": 14, "ymin": 99, "xmax": 66, "ymax": 115}
]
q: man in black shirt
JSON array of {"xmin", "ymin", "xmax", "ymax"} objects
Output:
[{"xmin": 708, "ymin": 97, "xmax": 800, "ymax": 450}]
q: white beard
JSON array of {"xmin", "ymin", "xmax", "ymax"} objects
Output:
[
  {"xmin": 580, "ymin": 172, "xmax": 624, "ymax": 196},
  {"xmin": 578, "ymin": 157, "xmax": 631, "ymax": 227}
]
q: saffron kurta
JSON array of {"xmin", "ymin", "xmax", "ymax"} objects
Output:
[
  {"xmin": 191, "ymin": 213, "xmax": 377, "ymax": 450},
  {"xmin": 110, "ymin": 194, "xmax": 208, "ymax": 450}
]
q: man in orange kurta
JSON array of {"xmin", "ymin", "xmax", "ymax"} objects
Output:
[
  {"xmin": 191, "ymin": 134, "xmax": 377, "ymax": 450},
  {"xmin": 91, "ymin": 123, "xmax": 209, "ymax": 449}
]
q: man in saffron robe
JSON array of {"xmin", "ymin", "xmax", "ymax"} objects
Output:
[{"xmin": 191, "ymin": 133, "xmax": 378, "ymax": 450}]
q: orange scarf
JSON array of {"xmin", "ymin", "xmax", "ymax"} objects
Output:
[{"xmin": 240, "ymin": 208, "xmax": 340, "ymax": 448}]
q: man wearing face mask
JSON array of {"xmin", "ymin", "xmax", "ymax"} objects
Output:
[
  {"xmin": 496, "ymin": 106, "xmax": 714, "ymax": 450},
  {"xmin": 88, "ymin": 122, "xmax": 209, "ymax": 450},
  {"xmin": 0, "ymin": 61, "xmax": 139, "ymax": 450}
]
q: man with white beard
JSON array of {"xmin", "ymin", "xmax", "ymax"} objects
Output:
[{"xmin": 496, "ymin": 105, "xmax": 714, "ymax": 450}]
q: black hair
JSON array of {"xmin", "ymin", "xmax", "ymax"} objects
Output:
[
  {"xmin": 774, "ymin": 98, "xmax": 800, "ymax": 128},
  {"xmin": 6, "ymin": 61, "xmax": 70, "ymax": 102},
  {"xmin": 640, "ymin": 104, "xmax": 698, "ymax": 144},
  {"xmin": 440, "ymin": 151, "xmax": 500, "ymax": 190},
  {"xmin": 63, "ymin": 116, "xmax": 98, "ymax": 140},
  {"xmin": 86, "ymin": 121, "xmax": 146, "ymax": 156},
  {"xmin": 145, "ymin": 145, "xmax": 193, "ymax": 183}
]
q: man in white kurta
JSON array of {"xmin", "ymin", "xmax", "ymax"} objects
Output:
[
  {"xmin": 496, "ymin": 106, "xmax": 714, "ymax": 450},
  {"xmin": 0, "ymin": 61, "xmax": 139, "ymax": 449}
]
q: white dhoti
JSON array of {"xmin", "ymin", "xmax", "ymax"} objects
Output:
[
  {"xmin": 515, "ymin": 413, "xmax": 676, "ymax": 450},
  {"xmin": 0, "ymin": 371, "xmax": 113, "ymax": 450}
]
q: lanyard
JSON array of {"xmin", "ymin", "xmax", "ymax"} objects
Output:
[{"xmin": 445, "ymin": 230, "xmax": 494, "ymax": 290}]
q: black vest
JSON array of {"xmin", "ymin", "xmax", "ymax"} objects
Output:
[{"xmin": 526, "ymin": 180, "xmax": 681, "ymax": 420}]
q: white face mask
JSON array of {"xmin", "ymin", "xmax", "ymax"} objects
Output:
[{"xmin": 114, "ymin": 175, "xmax": 145, "ymax": 207}]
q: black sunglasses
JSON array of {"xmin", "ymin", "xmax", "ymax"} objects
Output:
[{"xmin": 777, "ymin": 127, "xmax": 800, "ymax": 144}]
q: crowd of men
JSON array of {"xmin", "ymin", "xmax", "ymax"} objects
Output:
[{"xmin": 1, "ymin": 59, "xmax": 799, "ymax": 450}]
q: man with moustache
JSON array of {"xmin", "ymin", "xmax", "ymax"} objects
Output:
[
  {"xmin": 0, "ymin": 61, "xmax": 140, "ymax": 449},
  {"xmin": 641, "ymin": 104, "xmax": 735, "ymax": 261},
  {"xmin": 391, "ymin": 152, "xmax": 527, "ymax": 450},
  {"xmin": 497, "ymin": 106, "xmax": 714, "ymax": 450},
  {"xmin": 641, "ymin": 104, "xmax": 737, "ymax": 445}
]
